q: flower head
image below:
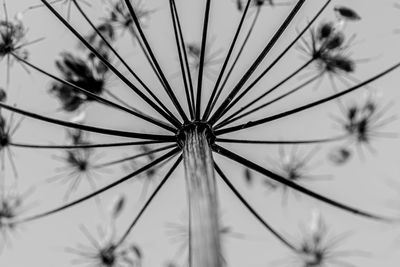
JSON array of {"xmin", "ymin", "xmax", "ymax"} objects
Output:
[
  {"xmin": 106, "ymin": 0, "xmax": 152, "ymax": 30},
  {"xmin": 0, "ymin": 103, "xmax": 24, "ymax": 178},
  {"xmin": 264, "ymin": 146, "xmax": 324, "ymax": 202},
  {"xmin": 0, "ymin": 14, "xmax": 28, "ymax": 61},
  {"xmin": 333, "ymin": 98, "xmax": 395, "ymax": 154},
  {"xmin": 49, "ymin": 52, "xmax": 109, "ymax": 112},
  {"xmin": 49, "ymin": 129, "xmax": 104, "ymax": 200},
  {"xmin": 0, "ymin": 186, "xmax": 31, "ymax": 252},
  {"xmin": 300, "ymin": 21, "xmax": 356, "ymax": 76},
  {"xmin": 122, "ymin": 144, "xmax": 162, "ymax": 199},
  {"xmin": 186, "ymin": 42, "xmax": 223, "ymax": 80},
  {"xmin": 276, "ymin": 212, "xmax": 362, "ymax": 267},
  {"xmin": 67, "ymin": 196, "xmax": 142, "ymax": 267}
]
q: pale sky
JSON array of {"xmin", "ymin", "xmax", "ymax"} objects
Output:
[{"xmin": 1, "ymin": 0, "xmax": 400, "ymax": 267}]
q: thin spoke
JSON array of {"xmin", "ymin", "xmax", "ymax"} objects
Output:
[
  {"xmin": 115, "ymin": 156, "xmax": 182, "ymax": 247},
  {"xmin": 93, "ymin": 144, "xmax": 176, "ymax": 169},
  {"xmin": 195, "ymin": 0, "xmax": 212, "ymax": 120},
  {"xmin": 208, "ymin": 0, "xmax": 306, "ymax": 125},
  {"xmin": 214, "ymin": 163, "xmax": 297, "ymax": 251},
  {"xmin": 14, "ymin": 37, "xmax": 46, "ymax": 51},
  {"xmin": 123, "ymin": 0, "xmax": 189, "ymax": 123},
  {"xmin": 40, "ymin": 0, "xmax": 182, "ymax": 128},
  {"xmin": 169, "ymin": 0, "xmax": 194, "ymax": 119},
  {"xmin": 216, "ymin": 73, "xmax": 319, "ymax": 129},
  {"xmin": 202, "ymin": 0, "xmax": 252, "ymax": 120},
  {"xmin": 12, "ymin": 147, "xmax": 180, "ymax": 224},
  {"xmin": 72, "ymin": 0, "xmax": 179, "ymax": 124},
  {"xmin": 219, "ymin": 59, "xmax": 313, "ymax": 127},
  {"xmin": 206, "ymin": 6, "xmax": 261, "ymax": 120},
  {"xmin": 213, "ymin": 144, "xmax": 394, "ymax": 221},
  {"xmin": 216, "ymin": 62, "xmax": 400, "ymax": 135},
  {"xmin": 130, "ymin": 24, "xmax": 167, "ymax": 92},
  {"xmin": 9, "ymin": 140, "xmax": 170, "ymax": 149},
  {"xmin": 12, "ymin": 53, "xmax": 176, "ymax": 133},
  {"xmin": 216, "ymin": 135, "xmax": 347, "ymax": 145},
  {"xmin": 214, "ymin": 0, "xmax": 332, "ymax": 121},
  {"xmin": 0, "ymin": 102, "xmax": 175, "ymax": 141},
  {"xmin": 170, "ymin": 0, "xmax": 196, "ymax": 119}
]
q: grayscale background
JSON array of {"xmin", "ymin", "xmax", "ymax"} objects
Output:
[{"xmin": 1, "ymin": 0, "xmax": 400, "ymax": 266}]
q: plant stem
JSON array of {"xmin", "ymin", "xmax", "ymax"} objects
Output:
[{"xmin": 182, "ymin": 127, "xmax": 221, "ymax": 267}]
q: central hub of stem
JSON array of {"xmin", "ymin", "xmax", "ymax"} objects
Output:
[
  {"xmin": 176, "ymin": 121, "xmax": 215, "ymax": 149},
  {"xmin": 180, "ymin": 121, "xmax": 221, "ymax": 267}
]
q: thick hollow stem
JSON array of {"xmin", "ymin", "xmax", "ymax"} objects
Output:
[{"xmin": 182, "ymin": 125, "xmax": 221, "ymax": 267}]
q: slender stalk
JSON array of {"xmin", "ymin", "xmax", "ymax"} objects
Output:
[
  {"xmin": 214, "ymin": 163, "xmax": 296, "ymax": 250},
  {"xmin": 72, "ymin": 0, "xmax": 178, "ymax": 124},
  {"xmin": 206, "ymin": 6, "xmax": 261, "ymax": 120},
  {"xmin": 216, "ymin": 73, "xmax": 318, "ymax": 129},
  {"xmin": 115, "ymin": 156, "xmax": 182, "ymax": 247},
  {"xmin": 213, "ymin": 144, "xmax": 393, "ymax": 221},
  {"xmin": 168, "ymin": 0, "xmax": 196, "ymax": 118},
  {"xmin": 215, "ymin": 61, "xmax": 400, "ymax": 135},
  {"xmin": 12, "ymin": 53, "xmax": 175, "ymax": 133},
  {"xmin": 208, "ymin": 0, "xmax": 306, "ymax": 125},
  {"xmin": 216, "ymin": 134, "xmax": 347, "ymax": 145},
  {"xmin": 93, "ymin": 144, "xmax": 176, "ymax": 169},
  {"xmin": 182, "ymin": 126, "xmax": 221, "ymax": 267},
  {"xmin": 40, "ymin": 0, "xmax": 182, "ymax": 128},
  {"xmin": 123, "ymin": 0, "xmax": 189, "ymax": 123},
  {"xmin": 219, "ymin": 59, "xmax": 314, "ymax": 127},
  {"xmin": 214, "ymin": 0, "xmax": 332, "ymax": 120},
  {"xmin": 127, "ymin": 23, "xmax": 167, "ymax": 92},
  {"xmin": 9, "ymin": 140, "xmax": 171, "ymax": 149},
  {"xmin": 202, "ymin": 0, "xmax": 252, "ymax": 120},
  {"xmin": 169, "ymin": 0, "xmax": 194, "ymax": 119},
  {"xmin": 0, "ymin": 102, "xmax": 175, "ymax": 141},
  {"xmin": 195, "ymin": 0, "xmax": 212, "ymax": 120},
  {"xmin": 104, "ymin": 89, "xmax": 175, "ymax": 128},
  {"xmin": 12, "ymin": 147, "xmax": 180, "ymax": 224}
]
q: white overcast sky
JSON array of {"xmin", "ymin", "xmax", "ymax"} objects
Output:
[{"xmin": 2, "ymin": 0, "xmax": 400, "ymax": 267}]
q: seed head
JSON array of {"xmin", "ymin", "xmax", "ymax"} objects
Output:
[
  {"xmin": 0, "ymin": 15, "xmax": 28, "ymax": 60},
  {"xmin": 49, "ymin": 52, "xmax": 108, "ymax": 112}
]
